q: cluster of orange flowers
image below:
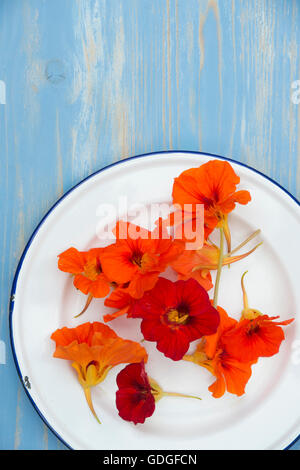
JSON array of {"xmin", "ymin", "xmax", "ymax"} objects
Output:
[{"xmin": 51, "ymin": 160, "xmax": 293, "ymax": 424}]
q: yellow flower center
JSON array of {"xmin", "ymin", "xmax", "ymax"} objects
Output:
[
  {"xmin": 84, "ymin": 259, "xmax": 102, "ymax": 281},
  {"xmin": 131, "ymin": 252, "xmax": 143, "ymax": 267},
  {"xmin": 167, "ymin": 308, "xmax": 189, "ymax": 325}
]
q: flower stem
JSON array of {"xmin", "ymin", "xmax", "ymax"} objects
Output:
[
  {"xmin": 74, "ymin": 293, "xmax": 93, "ymax": 318},
  {"xmin": 228, "ymin": 229, "xmax": 261, "ymax": 256},
  {"xmin": 162, "ymin": 391, "xmax": 202, "ymax": 400},
  {"xmin": 182, "ymin": 354, "xmax": 193, "ymax": 362},
  {"xmin": 241, "ymin": 271, "xmax": 249, "ymax": 310},
  {"xmin": 213, "ymin": 227, "xmax": 224, "ymax": 308},
  {"xmin": 84, "ymin": 387, "xmax": 101, "ymax": 424}
]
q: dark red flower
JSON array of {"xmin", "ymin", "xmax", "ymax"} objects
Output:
[
  {"xmin": 116, "ymin": 362, "xmax": 155, "ymax": 424},
  {"xmin": 131, "ymin": 277, "xmax": 220, "ymax": 361},
  {"xmin": 116, "ymin": 361, "xmax": 202, "ymax": 424}
]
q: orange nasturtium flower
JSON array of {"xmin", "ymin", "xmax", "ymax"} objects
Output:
[
  {"xmin": 221, "ymin": 272, "xmax": 294, "ymax": 363},
  {"xmin": 100, "ymin": 221, "xmax": 183, "ymax": 299},
  {"xmin": 103, "ymin": 286, "xmax": 135, "ymax": 322},
  {"xmin": 51, "ymin": 322, "xmax": 148, "ymax": 423},
  {"xmin": 171, "ymin": 232, "xmax": 262, "ymax": 291},
  {"xmin": 58, "ymin": 247, "xmax": 111, "ymax": 316},
  {"xmin": 184, "ymin": 306, "xmax": 255, "ymax": 398},
  {"xmin": 171, "ymin": 247, "xmax": 214, "ymax": 291},
  {"xmin": 172, "ymin": 159, "xmax": 251, "ymax": 248}
]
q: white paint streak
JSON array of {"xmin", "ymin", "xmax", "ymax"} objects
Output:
[
  {"xmin": 0, "ymin": 340, "xmax": 6, "ymax": 364},
  {"xmin": 71, "ymin": 0, "xmax": 105, "ymax": 177},
  {"xmin": 22, "ymin": 5, "xmax": 42, "ymax": 127},
  {"xmin": 56, "ymin": 110, "xmax": 64, "ymax": 196},
  {"xmin": 0, "ymin": 80, "xmax": 6, "ymax": 104},
  {"xmin": 14, "ymin": 387, "xmax": 22, "ymax": 449},
  {"xmin": 71, "ymin": 0, "xmax": 130, "ymax": 175}
]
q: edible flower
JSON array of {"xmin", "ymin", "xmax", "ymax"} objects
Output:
[
  {"xmin": 103, "ymin": 286, "xmax": 135, "ymax": 322},
  {"xmin": 131, "ymin": 277, "xmax": 220, "ymax": 361},
  {"xmin": 100, "ymin": 221, "xmax": 183, "ymax": 299},
  {"xmin": 51, "ymin": 322, "xmax": 148, "ymax": 423},
  {"xmin": 172, "ymin": 159, "xmax": 251, "ymax": 247},
  {"xmin": 116, "ymin": 362, "xmax": 201, "ymax": 424},
  {"xmin": 171, "ymin": 231, "xmax": 262, "ymax": 291},
  {"xmin": 221, "ymin": 273, "xmax": 294, "ymax": 362},
  {"xmin": 58, "ymin": 247, "xmax": 111, "ymax": 317},
  {"xmin": 184, "ymin": 306, "xmax": 255, "ymax": 398}
]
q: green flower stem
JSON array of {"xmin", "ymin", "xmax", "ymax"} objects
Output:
[{"xmin": 213, "ymin": 227, "xmax": 224, "ymax": 308}]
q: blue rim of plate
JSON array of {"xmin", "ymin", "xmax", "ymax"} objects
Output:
[{"xmin": 9, "ymin": 150, "xmax": 300, "ymax": 451}]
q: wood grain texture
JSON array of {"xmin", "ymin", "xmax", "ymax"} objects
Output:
[{"xmin": 0, "ymin": 0, "xmax": 299, "ymax": 450}]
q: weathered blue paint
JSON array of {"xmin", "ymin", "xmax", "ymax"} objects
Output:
[{"xmin": 0, "ymin": 0, "xmax": 299, "ymax": 450}]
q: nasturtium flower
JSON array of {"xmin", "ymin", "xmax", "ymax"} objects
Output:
[
  {"xmin": 184, "ymin": 306, "xmax": 255, "ymax": 398},
  {"xmin": 172, "ymin": 159, "xmax": 251, "ymax": 246},
  {"xmin": 100, "ymin": 221, "xmax": 183, "ymax": 299},
  {"xmin": 220, "ymin": 272, "xmax": 294, "ymax": 363},
  {"xmin": 170, "ymin": 245, "xmax": 214, "ymax": 291},
  {"xmin": 58, "ymin": 247, "xmax": 111, "ymax": 316},
  {"xmin": 222, "ymin": 316, "xmax": 294, "ymax": 363},
  {"xmin": 116, "ymin": 362, "xmax": 155, "ymax": 424},
  {"xmin": 116, "ymin": 362, "xmax": 201, "ymax": 425},
  {"xmin": 103, "ymin": 286, "xmax": 135, "ymax": 322},
  {"xmin": 51, "ymin": 322, "xmax": 148, "ymax": 423},
  {"xmin": 131, "ymin": 277, "xmax": 220, "ymax": 361},
  {"xmin": 171, "ymin": 233, "xmax": 262, "ymax": 292}
]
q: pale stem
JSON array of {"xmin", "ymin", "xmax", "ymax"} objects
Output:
[
  {"xmin": 74, "ymin": 293, "xmax": 93, "ymax": 318},
  {"xmin": 213, "ymin": 227, "xmax": 224, "ymax": 308},
  {"xmin": 241, "ymin": 271, "xmax": 249, "ymax": 310},
  {"xmin": 162, "ymin": 391, "xmax": 202, "ymax": 400},
  {"xmin": 84, "ymin": 387, "xmax": 101, "ymax": 424},
  {"xmin": 228, "ymin": 229, "xmax": 261, "ymax": 256},
  {"xmin": 182, "ymin": 354, "xmax": 193, "ymax": 362}
]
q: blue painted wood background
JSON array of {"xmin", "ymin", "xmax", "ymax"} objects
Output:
[{"xmin": 0, "ymin": 0, "xmax": 299, "ymax": 450}]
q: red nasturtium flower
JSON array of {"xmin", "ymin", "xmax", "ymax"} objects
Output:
[
  {"xmin": 100, "ymin": 221, "xmax": 183, "ymax": 299},
  {"xmin": 116, "ymin": 362, "xmax": 155, "ymax": 424},
  {"xmin": 222, "ymin": 315, "xmax": 294, "ymax": 363},
  {"xmin": 131, "ymin": 277, "xmax": 220, "ymax": 361},
  {"xmin": 184, "ymin": 306, "xmax": 255, "ymax": 398},
  {"xmin": 58, "ymin": 247, "xmax": 111, "ymax": 316},
  {"xmin": 116, "ymin": 362, "xmax": 201, "ymax": 424},
  {"xmin": 51, "ymin": 322, "xmax": 147, "ymax": 423},
  {"xmin": 172, "ymin": 159, "xmax": 251, "ymax": 247},
  {"xmin": 221, "ymin": 273, "xmax": 294, "ymax": 363}
]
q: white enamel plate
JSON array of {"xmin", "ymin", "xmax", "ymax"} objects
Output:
[{"xmin": 10, "ymin": 152, "xmax": 300, "ymax": 450}]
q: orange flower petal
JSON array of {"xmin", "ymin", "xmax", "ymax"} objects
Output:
[
  {"xmin": 172, "ymin": 160, "xmax": 251, "ymax": 237},
  {"xmin": 222, "ymin": 315, "xmax": 294, "ymax": 362},
  {"xmin": 204, "ymin": 306, "xmax": 237, "ymax": 359},
  {"xmin": 96, "ymin": 337, "xmax": 148, "ymax": 368},
  {"xmin": 209, "ymin": 352, "xmax": 253, "ymax": 398},
  {"xmin": 58, "ymin": 247, "xmax": 87, "ymax": 274}
]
